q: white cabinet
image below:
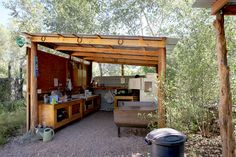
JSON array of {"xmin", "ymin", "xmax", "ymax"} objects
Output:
[
  {"xmin": 128, "ymin": 76, "xmax": 158, "ymax": 102},
  {"xmin": 128, "ymin": 78, "xmax": 141, "ymax": 89},
  {"xmin": 140, "ymin": 78, "xmax": 158, "ymax": 102}
]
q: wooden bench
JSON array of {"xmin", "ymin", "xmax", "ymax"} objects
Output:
[{"xmin": 113, "ymin": 105, "xmax": 156, "ymax": 137}]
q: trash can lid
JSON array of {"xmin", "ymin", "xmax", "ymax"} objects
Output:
[{"xmin": 145, "ymin": 128, "xmax": 186, "ymax": 146}]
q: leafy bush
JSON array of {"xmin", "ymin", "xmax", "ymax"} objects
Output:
[
  {"xmin": 0, "ymin": 79, "xmax": 11, "ymax": 101},
  {"xmin": 0, "ymin": 100, "xmax": 25, "ymax": 113},
  {"xmin": 0, "ymin": 100, "xmax": 26, "ymax": 145},
  {"xmin": 138, "ymin": 111, "xmax": 158, "ymax": 129}
]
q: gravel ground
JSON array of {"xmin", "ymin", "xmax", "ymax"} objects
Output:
[{"xmin": 0, "ymin": 111, "xmax": 150, "ymax": 157}]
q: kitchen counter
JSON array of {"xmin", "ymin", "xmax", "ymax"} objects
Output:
[
  {"xmin": 38, "ymin": 95, "xmax": 101, "ymax": 129},
  {"xmin": 39, "ymin": 99, "xmax": 84, "ymax": 129},
  {"xmin": 93, "ymin": 86, "xmax": 127, "ymax": 90}
]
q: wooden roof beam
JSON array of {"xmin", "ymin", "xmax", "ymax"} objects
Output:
[
  {"xmin": 211, "ymin": 0, "xmax": 229, "ymax": 15},
  {"xmin": 30, "ymin": 36, "xmax": 166, "ymax": 48},
  {"xmin": 72, "ymin": 52, "xmax": 158, "ymax": 61},
  {"xmin": 55, "ymin": 46, "xmax": 161, "ymax": 57},
  {"xmin": 223, "ymin": 5, "xmax": 236, "ymax": 15},
  {"xmin": 85, "ymin": 57, "xmax": 158, "ymax": 64},
  {"xmin": 85, "ymin": 57, "xmax": 157, "ymax": 67}
]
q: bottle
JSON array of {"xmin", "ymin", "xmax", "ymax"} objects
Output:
[{"xmin": 52, "ymin": 97, "xmax": 56, "ymax": 105}]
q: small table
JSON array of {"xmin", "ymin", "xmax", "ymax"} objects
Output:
[{"xmin": 114, "ymin": 96, "xmax": 138, "ymax": 109}]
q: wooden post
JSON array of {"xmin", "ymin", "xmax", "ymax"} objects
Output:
[
  {"xmin": 30, "ymin": 42, "xmax": 38, "ymax": 130},
  {"xmin": 157, "ymin": 48, "xmax": 166, "ymax": 128},
  {"xmin": 214, "ymin": 12, "xmax": 236, "ymax": 157},
  {"xmin": 26, "ymin": 47, "xmax": 30, "ymax": 131}
]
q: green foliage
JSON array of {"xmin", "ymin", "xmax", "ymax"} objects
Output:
[
  {"xmin": 0, "ymin": 100, "xmax": 26, "ymax": 113},
  {"xmin": 0, "ymin": 101, "xmax": 26, "ymax": 145},
  {"xmin": 43, "ymin": 0, "xmax": 102, "ymax": 33},
  {"xmin": 164, "ymin": 20, "xmax": 219, "ymax": 134},
  {"xmin": 138, "ymin": 112, "xmax": 158, "ymax": 129},
  {"xmin": 0, "ymin": 80, "xmax": 11, "ymax": 101}
]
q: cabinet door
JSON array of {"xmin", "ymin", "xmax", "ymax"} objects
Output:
[
  {"xmin": 70, "ymin": 103, "xmax": 81, "ymax": 120},
  {"xmin": 94, "ymin": 96, "xmax": 101, "ymax": 110}
]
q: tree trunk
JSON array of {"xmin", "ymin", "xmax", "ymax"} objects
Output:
[
  {"xmin": 98, "ymin": 63, "xmax": 103, "ymax": 77},
  {"xmin": 19, "ymin": 60, "xmax": 24, "ymax": 99},
  {"xmin": 214, "ymin": 12, "xmax": 236, "ymax": 157},
  {"xmin": 8, "ymin": 62, "xmax": 11, "ymax": 79}
]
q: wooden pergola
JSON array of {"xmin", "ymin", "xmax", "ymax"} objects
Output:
[
  {"xmin": 193, "ymin": 0, "xmax": 236, "ymax": 157},
  {"xmin": 24, "ymin": 33, "xmax": 178, "ymax": 131}
]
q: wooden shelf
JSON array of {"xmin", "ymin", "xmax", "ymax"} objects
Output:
[
  {"xmin": 83, "ymin": 95, "xmax": 101, "ymax": 116},
  {"xmin": 38, "ymin": 95, "xmax": 101, "ymax": 129},
  {"xmin": 39, "ymin": 99, "xmax": 84, "ymax": 129}
]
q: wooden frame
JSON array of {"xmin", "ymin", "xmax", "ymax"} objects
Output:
[
  {"xmin": 29, "ymin": 35, "xmax": 166, "ymax": 48},
  {"xmin": 211, "ymin": 0, "xmax": 229, "ymax": 15},
  {"xmin": 30, "ymin": 42, "xmax": 38, "ymax": 130},
  {"xmin": 84, "ymin": 58, "xmax": 158, "ymax": 67},
  {"xmin": 72, "ymin": 52, "xmax": 158, "ymax": 61},
  {"xmin": 222, "ymin": 5, "xmax": 236, "ymax": 15},
  {"xmin": 55, "ymin": 46, "xmax": 161, "ymax": 57},
  {"xmin": 25, "ymin": 33, "xmax": 177, "ymax": 131}
]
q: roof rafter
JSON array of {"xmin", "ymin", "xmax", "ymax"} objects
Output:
[
  {"xmin": 72, "ymin": 52, "xmax": 158, "ymax": 61},
  {"xmin": 85, "ymin": 57, "xmax": 157, "ymax": 67},
  {"xmin": 23, "ymin": 33, "xmax": 178, "ymax": 67},
  {"xmin": 211, "ymin": 0, "xmax": 229, "ymax": 15},
  {"xmin": 30, "ymin": 36, "xmax": 166, "ymax": 48},
  {"xmin": 56, "ymin": 46, "xmax": 160, "ymax": 57},
  {"xmin": 223, "ymin": 5, "xmax": 236, "ymax": 15}
]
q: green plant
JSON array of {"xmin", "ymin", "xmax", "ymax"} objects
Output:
[
  {"xmin": 0, "ymin": 106, "xmax": 26, "ymax": 145},
  {"xmin": 0, "ymin": 99, "xmax": 25, "ymax": 113},
  {"xmin": 138, "ymin": 111, "xmax": 158, "ymax": 130}
]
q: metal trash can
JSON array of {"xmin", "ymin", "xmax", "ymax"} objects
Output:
[{"xmin": 145, "ymin": 128, "xmax": 186, "ymax": 157}]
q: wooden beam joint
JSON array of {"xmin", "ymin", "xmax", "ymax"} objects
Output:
[{"xmin": 211, "ymin": 0, "xmax": 229, "ymax": 15}]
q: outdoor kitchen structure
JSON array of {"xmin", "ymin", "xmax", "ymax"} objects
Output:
[{"xmin": 24, "ymin": 33, "xmax": 178, "ymax": 132}]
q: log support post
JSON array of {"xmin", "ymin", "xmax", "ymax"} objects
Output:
[
  {"xmin": 214, "ymin": 12, "xmax": 235, "ymax": 157},
  {"xmin": 30, "ymin": 42, "xmax": 38, "ymax": 131},
  {"xmin": 157, "ymin": 48, "xmax": 166, "ymax": 128},
  {"xmin": 26, "ymin": 48, "xmax": 30, "ymax": 131}
]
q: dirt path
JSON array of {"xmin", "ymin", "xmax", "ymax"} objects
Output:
[{"xmin": 0, "ymin": 111, "xmax": 149, "ymax": 157}]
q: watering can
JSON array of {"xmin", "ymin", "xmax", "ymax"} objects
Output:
[{"xmin": 35, "ymin": 128, "xmax": 55, "ymax": 142}]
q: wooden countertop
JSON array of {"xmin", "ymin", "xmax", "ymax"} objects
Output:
[
  {"xmin": 39, "ymin": 98, "xmax": 83, "ymax": 105},
  {"xmin": 93, "ymin": 86, "xmax": 127, "ymax": 90},
  {"xmin": 38, "ymin": 95, "xmax": 100, "ymax": 106},
  {"xmin": 114, "ymin": 96, "xmax": 138, "ymax": 99}
]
